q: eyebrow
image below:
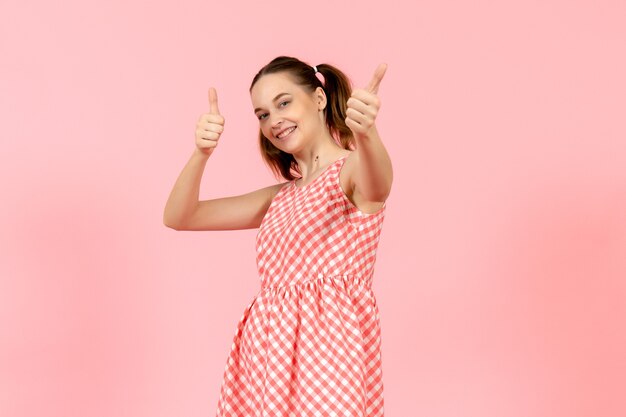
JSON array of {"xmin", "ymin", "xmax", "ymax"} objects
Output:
[{"xmin": 254, "ymin": 92, "xmax": 291, "ymax": 113}]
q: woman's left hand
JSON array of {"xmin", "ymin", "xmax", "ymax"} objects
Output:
[{"xmin": 345, "ymin": 63, "xmax": 388, "ymax": 140}]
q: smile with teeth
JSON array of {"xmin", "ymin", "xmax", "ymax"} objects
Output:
[{"xmin": 277, "ymin": 126, "xmax": 296, "ymax": 139}]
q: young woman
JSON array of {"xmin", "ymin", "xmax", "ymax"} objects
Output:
[{"xmin": 163, "ymin": 56, "xmax": 393, "ymax": 417}]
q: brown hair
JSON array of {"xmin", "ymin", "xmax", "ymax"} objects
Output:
[{"xmin": 249, "ymin": 56, "xmax": 356, "ymax": 181}]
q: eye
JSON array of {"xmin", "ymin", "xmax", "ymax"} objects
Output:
[{"xmin": 257, "ymin": 101, "xmax": 289, "ymax": 120}]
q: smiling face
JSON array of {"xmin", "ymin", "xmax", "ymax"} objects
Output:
[{"xmin": 250, "ymin": 72, "xmax": 326, "ymax": 152}]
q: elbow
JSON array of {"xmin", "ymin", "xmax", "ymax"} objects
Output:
[
  {"xmin": 163, "ymin": 214, "xmax": 183, "ymax": 231},
  {"xmin": 163, "ymin": 219, "xmax": 179, "ymax": 230}
]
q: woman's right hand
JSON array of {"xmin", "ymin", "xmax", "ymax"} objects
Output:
[{"xmin": 195, "ymin": 87, "xmax": 225, "ymax": 156}]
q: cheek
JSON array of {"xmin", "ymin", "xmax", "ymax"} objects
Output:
[{"xmin": 263, "ymin": 126, "xmax": 276, "ymax": 141}]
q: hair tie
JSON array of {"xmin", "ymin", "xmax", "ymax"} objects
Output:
[{"xmin": 312, "ymin": 65, "xmax": 325, "ymax": 86}]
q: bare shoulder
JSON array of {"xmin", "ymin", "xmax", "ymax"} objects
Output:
[
  {"xmin": 338, "ymin": 151, "xmax": 386, "ymax": 215},
  {"xmin": 257, "ymin": 180, "xmax": 291, "ymax": 201}
]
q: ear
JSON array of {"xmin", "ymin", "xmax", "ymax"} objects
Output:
[{"xmin": 314, "ymin": 86, "xmax": 327, "ymax": 111}]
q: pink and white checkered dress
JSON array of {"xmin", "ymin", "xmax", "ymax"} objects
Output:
[{"xmin": 215, "ymin": 154, "xmax": 387, "ymax": 417}]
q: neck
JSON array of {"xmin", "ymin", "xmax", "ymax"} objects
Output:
[{"xmin": 292, "ymin": 135, "xmax": 346, "ymax": 181}]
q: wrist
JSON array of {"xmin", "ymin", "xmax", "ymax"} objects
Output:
[{"xmin": 192, "ymin": 147, "xmax": 212, "ymax": 160}]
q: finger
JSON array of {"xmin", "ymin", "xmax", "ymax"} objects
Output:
[
  {"xmin": 347, "ymin": 96, "xmax": 373, "ymax": 117},
  {"xmin": 200, "ymin": 130, "xmax": 220, "ymax": 141},
  {"xmin": 202, "ymin": 122, "xmax": 224, "ymax": 134},
  {"xmin": 349, "ymin": 89, "xmax": 380, "ymax": 108},
  {"xmin": 204, "ymin": 113, "xmax": 225, "ymax": 125},
  {"xmin": 345, "ymin": 108, "xmax": 367, "ymax": 125},
  {"xmin": 366, "ymin": 63, "xmax": 388, "ymax": 94},
  {"xmin": 208, "ymin": 87, "xmax": 221, "ymax": 115},
  {"xmin": 345, "ymin": 117, "xmax": 364, "ymax": 135}
]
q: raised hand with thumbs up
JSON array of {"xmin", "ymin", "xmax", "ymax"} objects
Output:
[
  {"xmin": 343, "ymin": 63, "xmax": 392, "ymax": 204},
  {"xmin": 195, "ymin": 87, "xmax": 225, "ymax": 156},
  {"xmin": 345, "ymin": 63, "xmax": 387, "ymax": 141}
]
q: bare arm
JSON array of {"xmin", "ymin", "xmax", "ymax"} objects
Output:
[
  {"xmin": 163, "ymin": 148, "xmax": 287, "ymax": 231},
  {"xmin": 352, "ymin": 125, "xmax": 393, "ymax": 202},
  {"xmin": 345, "ymin": 63, "xmax": 393, "ymax": 203}
]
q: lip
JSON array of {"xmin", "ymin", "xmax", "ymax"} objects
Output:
[{"xmin": 275, "ymin": 126, "xmax": 296, "ymax": 139}]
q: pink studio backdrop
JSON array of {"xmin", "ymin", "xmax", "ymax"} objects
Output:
[{"xmin": 1, "ymin": 1, "xmax": 625, "ymax": 416}]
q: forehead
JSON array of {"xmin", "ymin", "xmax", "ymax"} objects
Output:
[{"xmin": 250, "ymin": 72, "xmax": 303, "ymax": 104}]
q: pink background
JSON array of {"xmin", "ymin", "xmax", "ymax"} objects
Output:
[{"xmin": 1, "ymin": 0, "xmax": 625, "ymax": 416}]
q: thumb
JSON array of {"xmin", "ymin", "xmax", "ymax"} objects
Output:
[
  {"xmin": 208, "ymin": 87, "xmax": 221, "ymax": 115},
  {"xmin": 366, "ymin": 63, "xmax": 388, "ymax": 94}
]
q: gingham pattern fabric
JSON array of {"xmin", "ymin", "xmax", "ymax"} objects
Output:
[{"xmin": 215, "ymin": 155, "xmax": 387, "ymax": 417}]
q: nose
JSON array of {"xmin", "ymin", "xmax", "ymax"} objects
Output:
[{"xmin": 270, "ymin": 115, "xmax": 283, "ymax": 130}]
